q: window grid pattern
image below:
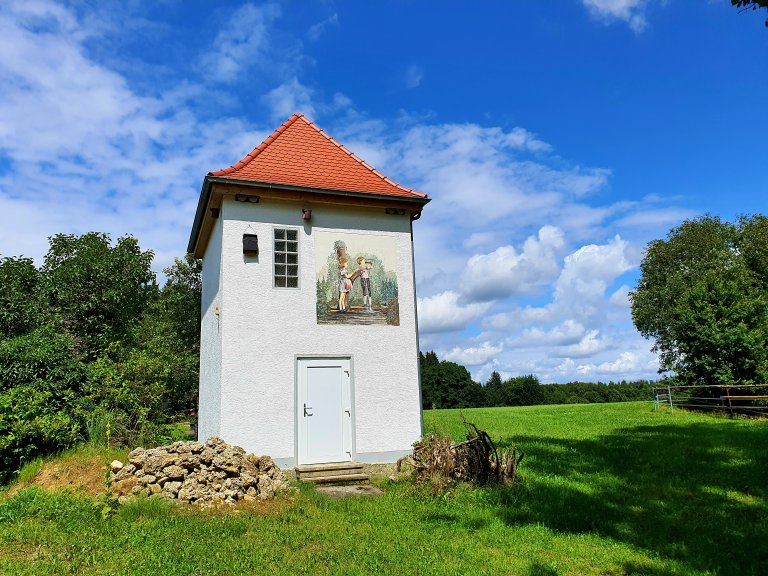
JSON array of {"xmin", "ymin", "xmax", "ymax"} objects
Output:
[{"xmin": 274, "ymin": 228, "xmax": 299, "ymax": 288}]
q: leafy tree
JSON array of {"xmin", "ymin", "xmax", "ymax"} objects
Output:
[
  {"xmin": 630, "ymin": 215, "xmax": 768, "ymax": 387},
  {"xmin": 501, "ymin": 375, "xmax": 544, "ymax": 406},
  {"xmin": 81, "ymin": 254, "xmax": 203, "ymax": 439},
  {"xmin": 41, "ymin": 233, "xmax": 157, "ymax": 359},
  {"xmin": 732, "ymin": 0, "xmax": 768, "ymax": 27},
  {"xmin": 419, "ymin": 351, "xmax": 482, "ymax": 409},
  {"xmin": 0, "ymin": 256, "xmax": 43, "ymax": 340},
  {"xmin": 125, "ymin": 254, "xmax": 202, "ymax": 414}
]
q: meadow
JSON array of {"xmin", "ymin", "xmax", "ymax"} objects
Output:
[{"xmin": 0, "ymin": 402, "xmax": 765, "ymax": 575}]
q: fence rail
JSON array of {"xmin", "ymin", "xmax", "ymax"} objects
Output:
[{"xmin": 652, "ymin": 383, "xmax": 768, "ymax": 415}]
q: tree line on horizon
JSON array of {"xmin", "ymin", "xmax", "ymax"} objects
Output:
[{"xmin": 419, "ymin": 351, "xmax": 655, "ymax": 410}]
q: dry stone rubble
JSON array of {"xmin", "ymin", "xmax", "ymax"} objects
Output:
[{"xmin": 110, "ymin": 437, "xmax": 289, "ymax": 505}]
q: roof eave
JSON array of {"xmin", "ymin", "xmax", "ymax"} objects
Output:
[
  {"xmin": 187, "ymin": 175, "xmax": 430, "ymax": 257},
  {"xmin": 187, "ymin": 177, "xmax": 213, "ymax": 255}
]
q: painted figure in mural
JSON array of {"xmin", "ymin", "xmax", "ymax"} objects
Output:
[
  {"xmin": 356, "ymin": 255, "xmax": 374, "ymax": 311},
  {"xmin": 338, "ymin": 258, "xmax": 352, "ymax": 312}
]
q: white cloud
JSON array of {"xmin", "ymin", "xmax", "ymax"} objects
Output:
[
  {"xmin": 581, "ymin": 0, "xmax": 650, "ymax": 33},
  {"xmin": 200, "ymin": 3, "xmax": 282, "ymax": 82},
  {"xmin": 404, "ymin": 65, "xmax": 423, "ymax": 89},
  {"xmin": 520, "ymin": 319, "xmax": 586, "ymax": 347},
  {"xmin": 463, "ymin": 232, "xmax": 497, "ymax": 250},
  {"xmin": 443, "ymin": 342, "xmax": 503, "ymax": 366},
  {"xmin": 552, "ymin": 235, "xmax": 633, "ymax": 318},
  {"xmin": 307, "ymin": 12, "xmax": 339, "ymax": 41},
  {"xmin": 608, "ymin": 284, "xmax": 631, "ymax": 308},
  {"xmin": 461, "ymin": 226, "xmax": 565, "ymax": 302},
  {"xmin": 0, "ymin": 2, "xmax": 266, "ymax": 272},
  {"xmin": 262, "ymin": 78, "xmax": 316, "ymax": 121},
  {"xmin": 572, "ymin": 351, "xmax": 641, "ymax": 376},
  {"xmin": 417, "ymin": 291, "xmax": 492, "ymax": 334},
  {"xmin": 555, "ymin": 330, "xmax": 609, "ymax": 358},
  {"xmin": 616, "ymin": 207, "xmax": 696, "ymax": 228}
]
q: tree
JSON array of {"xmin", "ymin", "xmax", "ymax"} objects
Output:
[
  {"xmin": 419, "ymin": 351, "xmax": 483, "ymax": 409},
  {"xmin": 0, "ymin": 256, "xmax": 43, "ymax": 340},
  {"xmin": 732, "ymin": 0, "xmax": 768, "ymax": 27},
  {"xmin": 485, "ymin": 371, "xmax": 504, "ymax": 407},
  {"xmin": 41, "ymin": 233, "xmax": 157, "ymax": 359},
  {"xmin": 80, "ymin": 253, "xmax": 203, "ymax": 439},
  {"xmin": 630, "ymin": 215, "xmax": 768, "ymax": 387},
  {"xmin": 127, "ymin": 254, "xmax": 202, "ymax": 414},
  {"xmin": 502, "ymin": 375, "xmax": 544, "ymax": 406}
]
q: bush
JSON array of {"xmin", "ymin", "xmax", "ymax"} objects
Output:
[
  {"xmin": 81, "ymin": 351, "xmax": 170, "ymax": 447},
  {"xmin": 0, "ymin": 327, "xmax": 84, "ymax": 483}
]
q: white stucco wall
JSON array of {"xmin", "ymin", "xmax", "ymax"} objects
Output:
[
  {"xmin": 202, "ymin": 196, "xmax": 422, "ymax": 466},
  {"xmin": 197, "ymin": 217, "xmax": 223, "ymax": 441}
]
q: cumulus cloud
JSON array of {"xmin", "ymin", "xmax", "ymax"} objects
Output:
[
  {"xmin": 443, "ymin": 342, "xmax": 503, "ymax": 366},
  {"xmin": 417, "ymin": 291, "xmax": 492, "ymax": 334},
  {"xmin": 262, "ymin": 78, "xmax": 316, "ymax": 120},
  {"xmin": 461, "ymin": 226, "xmax": 565, "ymax": 302},
  {"xmin": 554, "ymin": 330, "xmax": 610, "ymax": 358},
  {"xmin": 552, "ymin": 235, "xmax": 633, "ymax": 318},
  {"xmin": 520, "ymin": 319, "xmax": 586, "ymax": 347},
  {"xmin": 581, "ymin": 0, "xmax": 650, "ymax": 33}
]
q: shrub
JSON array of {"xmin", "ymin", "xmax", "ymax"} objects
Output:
[{"xmin": 0, "ymin": 327, "xmax": 84, "ymax": 483}]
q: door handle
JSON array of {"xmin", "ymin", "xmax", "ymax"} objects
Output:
[
  {"xmin": 345, "ymin": 409, "xmax": 351, "ymax": 416},
  {"xmin": 304, "ymin": 403, "xmax": 313, "ymax": 417}
]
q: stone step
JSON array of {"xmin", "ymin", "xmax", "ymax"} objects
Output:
[
  {"xmin": 295, "ymin": 462, "xmax": 363, "ymax": 479},
  {"xmin": 300, "ymin": 473, "xmax": 370, "ymax": 485},
  {"xmin": 295, "ymin": 462, "xmax": 368, "ymax": 484}
]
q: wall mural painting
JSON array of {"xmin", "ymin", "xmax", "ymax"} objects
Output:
[{"xmin": 315, "ymin": 231, "xmax": 399, "ymax": 326}]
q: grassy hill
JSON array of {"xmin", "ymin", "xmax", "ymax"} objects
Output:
[{"xmin": 1, "ymin": 402, "xmax": 766, "ymax": 575}]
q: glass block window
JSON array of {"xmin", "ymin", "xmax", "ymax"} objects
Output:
[{"xmin": 273, "ymin": 228, "xmax": 299, "ymax": 288}]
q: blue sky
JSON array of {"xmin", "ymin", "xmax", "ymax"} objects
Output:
[{"xmin": 1, "ymin": 1, "xmax": 766, "ymax": 383}]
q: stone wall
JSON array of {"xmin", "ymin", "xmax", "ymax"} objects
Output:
[{"xmin": 110, "ymin": 437, "xmax": 288, "ymax": 505}]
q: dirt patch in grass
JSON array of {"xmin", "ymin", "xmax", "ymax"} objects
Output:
[
  {"xmin": 316, "ymin": 484, "xmax": 384, "ymax": 498},
  {"xmin": 7, "ymin": 456, "xmax": 108, "ymax": 498}
]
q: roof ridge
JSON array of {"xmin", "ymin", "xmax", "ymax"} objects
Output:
[{"xmin": 208, "ymin": 113, "xmax": 305, "ymax": 177}]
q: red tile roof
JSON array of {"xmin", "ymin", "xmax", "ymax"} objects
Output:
[{"xmin": 209, "ymin": 113, "xmax": 426, "ymax": 199}]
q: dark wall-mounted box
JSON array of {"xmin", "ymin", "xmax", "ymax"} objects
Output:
[{"xmin": 243, "ymin": 233, "xmax": 259, "ymax": 256}]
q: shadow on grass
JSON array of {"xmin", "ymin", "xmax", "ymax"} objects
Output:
[{"xmin": 486, "ymin": 421, "xmax": 768, "ymax": 575}]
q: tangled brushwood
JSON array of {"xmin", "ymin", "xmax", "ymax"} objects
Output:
[{"xmin": 397, "ymin": 420, "xmax": 524, "ymax": 489}]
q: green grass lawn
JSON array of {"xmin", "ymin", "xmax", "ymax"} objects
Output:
[{"xmin": 1, "ymin": 402, "xmax": 766, "ymax": 575}]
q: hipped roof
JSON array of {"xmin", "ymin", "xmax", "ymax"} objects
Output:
[
  {"xmin": 187, "ymin": 113, "xmax": 428, "ymax": 256},
  {"xmin": 209, "ymin": 113, "xmax": 426, "ymax": 199}
]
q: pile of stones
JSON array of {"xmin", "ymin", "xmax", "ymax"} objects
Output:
[{"xmin": 109, "ymin": 437, "xmax": 289, "ymax": 505}]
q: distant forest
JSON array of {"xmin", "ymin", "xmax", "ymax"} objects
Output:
[{"xmin": 419, "ymin": 351, "xmax": 655, "ymax": 410}]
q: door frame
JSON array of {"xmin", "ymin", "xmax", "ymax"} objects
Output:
[{"xmin": 294, "ymin": 355, "xmax": 356, "ymax": 465}]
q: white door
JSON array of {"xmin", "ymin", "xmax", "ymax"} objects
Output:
[{"xmin": 297, "ymin": 357, "xmax": 352, "ymax": 465}]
